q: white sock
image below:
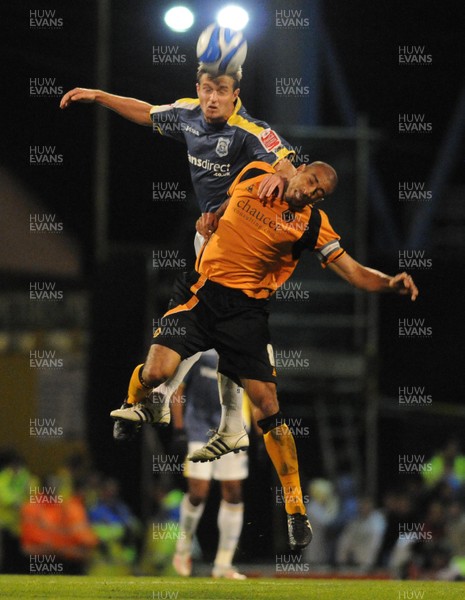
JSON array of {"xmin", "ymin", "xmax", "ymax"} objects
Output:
[
  {"xmin": 153, "ymin": 352, "xmax": 202, "ymax": 405},
  {"xmin": 214, "ymin": 500, "xmax": 244, "ymax": 569},
  {"xmin": 176, "ymin": 495, "xmax": 205, "ymax": 555},
  {"xmin": 217, "ymin": 373, "xmax": 244, "ymax": 434}
]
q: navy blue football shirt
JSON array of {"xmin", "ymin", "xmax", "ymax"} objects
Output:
[{"xmin": 150, "ymin": 97, "xmax": 294, "ymax": 213}]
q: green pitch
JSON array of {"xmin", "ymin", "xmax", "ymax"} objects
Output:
[{"xmin": 1, "ymin": 576, "xmax": 464, "ymax": 600}]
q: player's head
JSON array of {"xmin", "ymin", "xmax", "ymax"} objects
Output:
[
  {"xmin": 284, "ymin": 161, "xmax": 338, "ymax": 211},
  {"xmin": 196, "ymin": 68, "xmax": 241, "ymax": 124},
  {"xmin": 196, "ymin": 65, "xmax": 242, "ymax": 89}
]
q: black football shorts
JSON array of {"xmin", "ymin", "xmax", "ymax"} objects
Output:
[{"xmin": 152, "ymin": 271, "xmax": 277, "ymax": 385}]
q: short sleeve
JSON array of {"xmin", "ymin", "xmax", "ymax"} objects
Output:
[{"xmin": 314, "ymin": 210, "xmax": 345, "ymax": 268}]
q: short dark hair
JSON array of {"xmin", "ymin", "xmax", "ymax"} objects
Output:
[{"xmin": 196, "ymin": 65, "xmax": 242, "ymax": 91}]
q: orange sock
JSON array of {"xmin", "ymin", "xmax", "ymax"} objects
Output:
[
  {"xmin": 263, "ymin": 424, "xmax": 305, "ymax": 515},
  {"xmin": 127, "ymin": 364, "xmax": 150, "ymax": 405}
]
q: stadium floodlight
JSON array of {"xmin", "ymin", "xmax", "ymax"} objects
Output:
[
  {"xmin": 164, "ymin": 6, "xmax": 195, "ymax": 32},
  {"xmin": 217, "ymin": 5, "xmax": 249, "ymax": 31}
]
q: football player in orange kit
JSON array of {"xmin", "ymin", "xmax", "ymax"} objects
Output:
[{"xmin": 113, "ymin": 159, "xmax": 418, "ymax": 550}]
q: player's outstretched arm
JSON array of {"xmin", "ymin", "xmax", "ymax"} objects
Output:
[
  {"xmin": 328, "ymin": 252, "xmax": 418, "ymax": 301},
  {"xmin": 59, "ymin": 87, "xmax": 153, "ymax": 126}
]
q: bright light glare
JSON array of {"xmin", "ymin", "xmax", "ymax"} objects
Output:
[
  {"xmin": 164, "ymin": 6, "xmax": 194, "ymax": 32},
  {"xmin": 217, "ymin": 5, "xmax": 249, "ymax": 30}
]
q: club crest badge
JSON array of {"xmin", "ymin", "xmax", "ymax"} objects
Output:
[
  {"xmin": 215, "ymin": 137, "xmax": 230, "ymax": 157},
  {"xmin": 281, "ymin": 209, "xmax": 295, "ymax": 223}
]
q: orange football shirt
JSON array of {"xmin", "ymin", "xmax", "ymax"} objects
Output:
[{"xmin": 196, "ymin": 161, "xmax": 345, "ymax": 299}]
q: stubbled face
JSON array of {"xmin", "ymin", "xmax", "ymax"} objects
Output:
[
  {"xmin": 196, "ymin": 74, "xmax": 239, "ymax": 123},
  {"xmin": 284, "ymin": 164, "xmax": 336, "ymax": 211}
]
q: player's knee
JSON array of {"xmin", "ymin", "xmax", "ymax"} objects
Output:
[
  {"xmin": 188, "ymin": 479, "xmax": 209, "ymax": 505},
  {"xmin": 188, "ymin": 493, "xmax": 206, "ymax": 506},
  {"xmin": 246, "ymin": 381, "xmax": 278, "ymax": 416},
  {"xmin": 223, "ymin": 491, "xmax": 242, "ymax": 504},
  {"xmin": 221, "ymin": 482, "xmax": 242, "ymax": 504},
  {"xmin": 188, "ymin": 486, "xmax": 209, "ymax": 505},
  {"xmin": 250, "ymin": 390, "xmax": 278, "ymax": 417},
  {"xmin": 260, "ymin": 396, "xmax": 279, "ymax": 416}
]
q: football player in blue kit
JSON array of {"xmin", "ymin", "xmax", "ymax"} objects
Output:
[
  {"xmin": 60, "ymin": 66, "xmax": 294, "ymax": 444},
  {"xmin": 170, "ymin": 349, "xmax": 249, "ymax": 580}
]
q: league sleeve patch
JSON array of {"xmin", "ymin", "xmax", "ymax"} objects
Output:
[{"xmin": 258, "ymin": 129, "xmax": 282, "ymax": 153}]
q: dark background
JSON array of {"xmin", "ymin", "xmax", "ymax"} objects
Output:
[{"xmin": 4, "ymin": 0, "xmax": 464, "ymax": 253}]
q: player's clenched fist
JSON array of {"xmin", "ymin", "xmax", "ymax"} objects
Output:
[
  {"xmin": 60, "ymin": 88, "xmax": 98, "ymax": 109},
  {"xmin": 196, "ymin": 212, "xmax": 218, "ymax": 240}
]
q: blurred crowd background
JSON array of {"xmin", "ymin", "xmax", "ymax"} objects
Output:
[{"xmin": 1, "ymin": 437, "xmax": 465, "ymax": 580}]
